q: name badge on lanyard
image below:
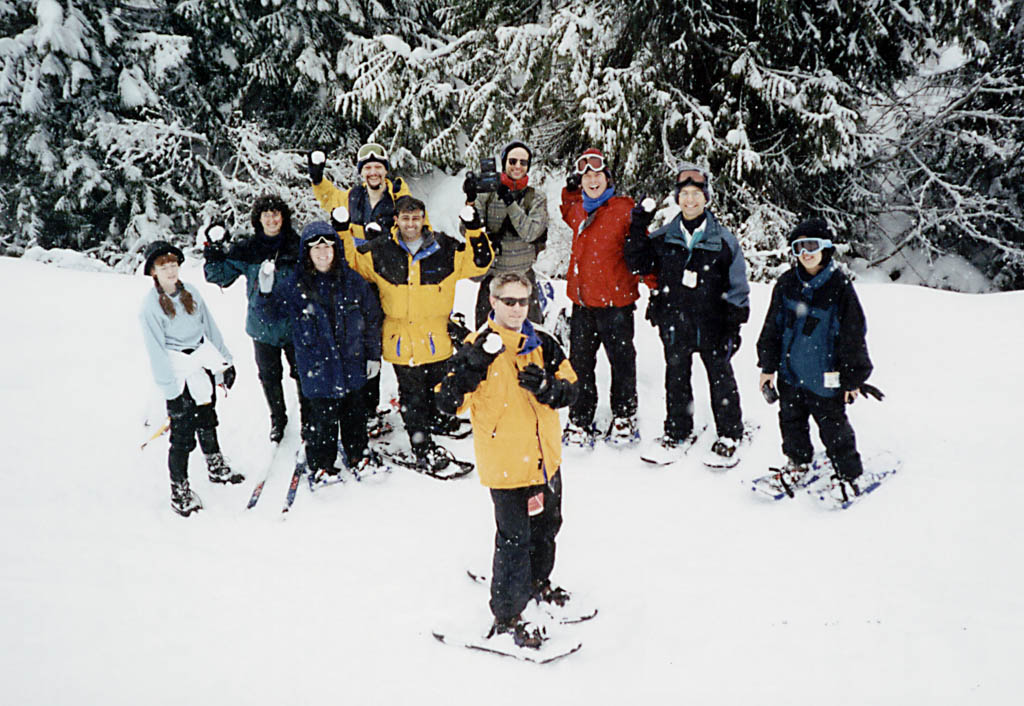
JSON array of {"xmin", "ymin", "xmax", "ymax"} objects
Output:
[{"xmin": 682, "ymin": 270, "xmax": 698, "ymax": 288}]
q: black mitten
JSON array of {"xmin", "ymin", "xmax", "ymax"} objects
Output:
[{"xmin": 308, "ymin": 150, "xmax": 326, "ymax": 185}]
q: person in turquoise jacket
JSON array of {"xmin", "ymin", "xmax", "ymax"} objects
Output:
[{"xmin": 202, "ymin": 193, "xmax": 306, "ymax": 443}]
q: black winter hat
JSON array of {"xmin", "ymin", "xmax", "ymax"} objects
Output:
[
  {"xmin": 356, "ymin": 142, "xmax": 390, "ymax": 172},
  {"xmin": 143, "ymin": 240, "xmax": 184, "ymax": 275},
  {"xmin": 500, "ymin": 140, "xmax": 533, "ymax": 171},
  {"xmin": 250, "ymin": 193, "xmax": 293, "ymax": 235},
  {"xmin": 788, "ymin": 218, "xmax": 834, "ymax": 244}
]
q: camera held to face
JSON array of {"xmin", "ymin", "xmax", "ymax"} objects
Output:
[{"xmin": 466, "ymin": 157, "xmax": 501, "ymax": 194}]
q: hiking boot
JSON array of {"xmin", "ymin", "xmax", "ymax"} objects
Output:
[
  {"xmin": 170, "ymin": 479, "xmax": 202, "ymax": 517},
  {"xmin": 703, "ymin": 436, "xmax": 741, "ymax": 468},
  {"xmin": 562, "ymin": 422, "xmax": 596, "ymax": 449},
  {"xmin": 827, "ymin": 473, "xmax": 861, "ymax": 504},
  {"xmin": 206, "ymin": 452, "xmax": 244, "ymax": 484},
  {"xmin": 605, "ymin": 414, "xmax": 640, "ymax": 447},
  {"xmin": 350, "ymin": 449, "xmax": 389, "ymax": 479},
  {"xmin": 413, "ymin": 442, "xmax": 452, "ymax": 472},
  {"xmin": 533, "ymin": 579, "xmax": 571, "ymax": 607},
  {"xmin": 488, "ymin": 615, "xmax": 545, "ymax": 649},
  {"xmin": 367, "ymin": 410, "xmax": 393, "ymax": 439}
]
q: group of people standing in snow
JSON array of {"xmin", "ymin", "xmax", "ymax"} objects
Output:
[{"xmin": 138, "ymin": 138, "xmax": 875, "ymax": 649}]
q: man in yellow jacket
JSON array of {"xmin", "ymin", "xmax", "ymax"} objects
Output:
[
  {"xmin": 332, "ymin": 196, "xmax": 493, "ymax": 470},
  {"xmin": 437, "ymin": 272, "xmax": 578, "ymax": 649}
]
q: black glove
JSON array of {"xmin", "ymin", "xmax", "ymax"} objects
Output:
[
  {"xmin": 330, "ymin": 206, "xmax": 350, "ymax": 232},
  {"xmin": 459, "ymin": 205, "xmax": 483, "ymax": 231},
  {"xmin": 860, "ymin": 383, "xmax": 885, "ymax": 401},
  {"xmin": 220, "ymin": 365, "xmax": 236, "ymax": 390},
  {"xmin": 565, "ymin": 173, "xmax": 581, "ymax": 192},
  {"xmin": 761, "ymin": 379, "xmax": 779, "ymax": 404},
  {"xmin": 496, "ymin": 183, "xmax": 515, "ymax": 206},
  {"xmin": 725, "ymin": 327, "xmax": 742, "ymax": 359},
  {"xmin": 517, "ymin": 363, "xmax": 551, "ymax": 396},
  {"xmin": 462, "ymin": 174, "xmax": 477, "ymax": 203},
  {"xmin": 308, "ymin": 150, "xmax": 326, "ymax": 185},
  {"xmin": 466, "ymin": 330, "xmax": 503, "ymax": 371},
  {"xmin": 203, "ymin": 241, "xmax": 227, "ymax": 262},
  {"xmin": 630, "ymin": 198, "xmax": 656, "ymax": 235}
]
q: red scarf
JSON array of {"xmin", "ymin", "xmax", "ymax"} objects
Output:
[{"xmin": 500, "ymin": 172, "xmax": 529, "ymax": 192}]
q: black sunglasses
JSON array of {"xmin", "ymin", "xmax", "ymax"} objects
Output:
[
  {"xmin": 496, "ymin": 296, "xmax": 530, "ymax": 308},
  {"xmin": 507, "ymin": 157, "xmax": 529, "ymax": 167}
]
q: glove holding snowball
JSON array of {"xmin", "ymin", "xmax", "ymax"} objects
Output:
[
  {"xmin": 466, "ymin": 330, "xmax": 504, "ymax": 371},
  {"xmin": 308, "ymin": 150, "xmax": 326, "ymax": 185}
]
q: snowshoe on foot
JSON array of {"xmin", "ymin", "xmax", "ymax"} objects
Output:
[
  {"xmin": 206, "ymin": 453, "xmax": 245, "ymax": 484},
  {"xmin": 702, "ymin": 436, "xmax": 741, "ymax": 469},
  {"xmin": 170, "ymin": 479, "xmax": 202, "ymax": 517},
  {"xmin": 826, "ymin": 473, "xmax": 861, "ymax": 505},
  {"xmin": 562, "ymin": 422, "xmax": 597, "ymax": 449},
  {"xmin": 413, "ymin": 442, "xmax": 452, "ymax": 472},
  {"xmin": 488, "ymin": 615, "xmax": 545, "ymax": 649},
  {"xmin": 534, "ymin": 579, "xmax": 571, "ymax": 607},
  {"xmin": 367, "ymin": 410, "xmax": 394, "ymax": 439},
  {"xmin": 350, "ymin": 449, "xmax": 390, "ymax": 480},
  {"xmin": 640, "ymin": 428, "xmax": 704, "ymax": 466},
  {"xmin": 604, "ymin": 414, "xmax": 640, "ymax": 448}
]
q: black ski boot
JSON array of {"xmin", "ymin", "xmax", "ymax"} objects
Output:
[
  {"xmin": 171, "ymin": 479, "xmax": 203, "ymax": 517},
  {"xmin": 206, "ymin": 453, "xmax": 244, "ymax": 484}
]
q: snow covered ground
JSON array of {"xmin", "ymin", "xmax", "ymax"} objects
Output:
[{"xmin": 1, "ymin": 250, "xmax": 1020, "ymax": 705}]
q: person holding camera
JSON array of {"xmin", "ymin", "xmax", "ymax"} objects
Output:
[
  {"xmin": 462, "ymin": 141, "xmax": 548, "ymax": 329},
  {"xmin": 202, "ymin": 193, "xmax": 307, "ymax": 445},
  {"xmin": 140, "ymin": 241, "xmax": 242, "ymax": 517},
  {"xmin": 559, "ymin": 148, "xmax": 641, "ymax": 449},
  {"xmin": 331, "ymin": 196, "xmax": 494, "ymax": 472},
  {"xmin": 623, "ymin": 163, "xmax": 750, "ymax": 468},
  {"xmin": 307, "ymin": 142, "xmax": 418, "ymax": 438}
]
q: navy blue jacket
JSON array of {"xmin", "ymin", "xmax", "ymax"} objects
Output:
[
  {"xmin": 279, "ymin": 228, "xmax": 383, "ymax": 400},
  {"xmin": 203, "ymin": 226, "xmax": 301, "ymax": 347},
  {"xmin": 756, "ymin": 262, "xmax": 872, "ymax": 398},
  {"xmin": 624, "ymin": 210, "xmax": 750, "ymax": 348}
]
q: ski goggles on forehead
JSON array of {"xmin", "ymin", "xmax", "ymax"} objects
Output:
[
  {"xmin": 357, "ymin": 143, "xmax": 387, "ymax": 161},
  {"xmin": 676, "ymin": 170, "xmax": 706, "ymax": 185},
  {"xmin": 575, "ymin": 154, "xmax": 606, "ymax": 175},
  {"xmin": 791, "ymin": 238, "xmax": 832, "ymax": 255},
  {"xmin": 307, "ymin": 234, "xmax": 334, "ymax": 247}
]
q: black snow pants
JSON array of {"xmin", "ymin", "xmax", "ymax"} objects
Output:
[
  {"xmin": 568, "ymin": 303, "xmax": 638, "ymax": 429},
  {"xmin": 777, "ymin": 378, "xmax": 863, "ymax": 480},
  {"xmin": 489, "ymin": 471, "xmax": 563, "ymax": 622},
  {"xmin": 303, "ymin": 391, "xmax": 368, "ymax": 472},
  {"xmin": 166, "ymin": 384, "xmax": 219, "ymax": 484}
]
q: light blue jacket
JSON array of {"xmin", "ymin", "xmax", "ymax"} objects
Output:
[{"xmin": 140, "ymin": 282, "xmax": 232, "ymax": 399}]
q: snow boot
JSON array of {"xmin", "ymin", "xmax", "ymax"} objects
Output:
[
  {"xmin": 702, "ymin": 435, "xmax": 741, "ymax": 469},
  {"xmin": 826, "ymin": 472, "xmax": 861, "ymax": 505},
  {"xmin": 533, "ymin": 579, "xmax": 571, "ymax": 607},
  {"xmin": 562, "ymin": 422, "xmax": 597, "ymax": 449},
  {"xmin": 367, "ymin": 409, "xmax": 393, "ymax": 439},
  {"xmin": 413, "ymin": 441, "xmax": 452, "ymax": 472},
  {"xmin": 488, "ymin": 615, "xmax": 545, "ymax": 649},
  {"xmin": 350, "ymin": 449, "xmax": 389, "ymax": 479},
  {"xmin": 206, "ymin": 452, "xmax": 244, "ymax": 484},
  {"xmin": 604, "ymin": 414, "xmax": 640, "ymax": 447},
  {"xmin": 170, "ymin": 479, "xmax": 202, "ymax": 517},
  {"xmin": 269, "ymin": 416, "xmax": 287, "ymax": 444}
]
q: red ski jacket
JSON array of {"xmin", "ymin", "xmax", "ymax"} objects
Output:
[{"xmin": 560, "ymin": 188, "xmax": 640, "ymax": 308}]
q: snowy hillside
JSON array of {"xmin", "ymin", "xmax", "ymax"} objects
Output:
[{"xmin": 1, "ymin": 253, "xmax": 1020, "ymax": 705}]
